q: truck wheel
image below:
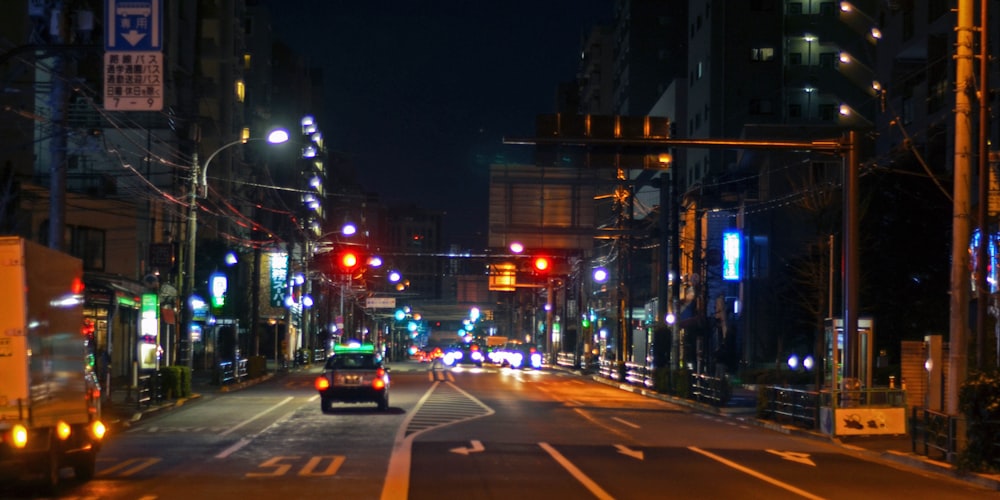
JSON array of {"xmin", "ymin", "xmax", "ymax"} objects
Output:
[
  {"xmin": 39, "ymin": 445, "xmax": 61, "ymax": 494},
  {"xmin": 74, "ymin": 450, "xmax": 97, "ymax": 481},
  {"xmin": 320, "ymin": 398, "xmax": 333, "ymax": 413}
]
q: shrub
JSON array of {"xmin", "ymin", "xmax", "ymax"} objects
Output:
[
  {"xmin": 958, "ymin": 370, "xmax": 1000, "ymax": 473},
  {"xmin": 673, "ymin": 367, "xmax": 691, "ymax": 398},
  {"xmin": 178, "ymin": 366, "xmax": 192, "ymax": 397},
  {"xmin": 159, "ymin": 366, "xmax": 181, "ymax": 399}
]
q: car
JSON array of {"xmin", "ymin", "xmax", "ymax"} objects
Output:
[
  {"xmin": 442, "ymin": 342, "xmax": 485, "ymax": 367},
  {"xmin": 494, "ymin": 341, "xmax": 544, "ymax": 370},
  {"xmin": 314, "ymin": 342, "xmax": 390, "ymax": 412}
]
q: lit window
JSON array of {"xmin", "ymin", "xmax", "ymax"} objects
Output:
[
  {"xmin": 751, "ymin": 47, "xmax": 774, "ymax": 61},
  {"xmin": 235, "ymin": 80, "xmax": 245, "ymax": 102}
]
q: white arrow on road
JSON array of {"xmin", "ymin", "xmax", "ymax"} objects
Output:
[
  {"xmin": 450, "ymin": 440, "xmax": 485, "ymax": 455},
  {"xmin": 766, "ymin": 449, "xmax": 816, "ymax": 466},
  {"xmin": 614, "ymin": 444, "xmax": 644, "ymax": 460}
]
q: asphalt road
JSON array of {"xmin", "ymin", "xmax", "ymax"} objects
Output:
[{"xmin": 7, "ymin": 361, "xmax": 997, "ymax": 499}]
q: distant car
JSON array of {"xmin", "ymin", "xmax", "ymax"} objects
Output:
[
  {"xmin": 314, "ymin": 343, "xmax": 390, "ymax": 412},
  {"xmin": 495, "ymin": 341, "xmax": 543, "ymax": 370},
  {"xmin": 442, "ymin": 342, "xmax": 485, "ymax": 367}
]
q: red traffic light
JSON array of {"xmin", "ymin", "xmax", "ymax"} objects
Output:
[
  {"xmin": 533, "ymin": 256, "xmax": 551, "ymax": 273},
  {"xmin": 339, "ymin": 251, "xmax": 360, "ymax": 271}
]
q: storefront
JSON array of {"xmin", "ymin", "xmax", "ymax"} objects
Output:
[{"xmin": 83, "ymin": 275, "xmax": 146, "ymax": 384}]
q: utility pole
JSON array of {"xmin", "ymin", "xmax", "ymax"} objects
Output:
[
  {"xmin": 183, "ymin": 152, "xmax": 199, "ymax": 369},
  {"xmin": 947, "ymin": 0, "xmax": 974, "ymax": 416},
  {"xmin": 46, "ymin": 0, "xmax": 69, "ymax": 251},
  {"xmin": 975, "ymin": 0, "xmax": 990, "ymax": 372}
]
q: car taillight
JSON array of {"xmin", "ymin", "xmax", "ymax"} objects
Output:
[
  {"xmin": 314, "ymin": 376, "xmax": 330, "ymax": 391},
  {"xmin": 376, "ymin": 367, "xmax": 385, "ymax": 377},
  {"xmin": 372, "ymin": 378, "xmax": 385, "ymax": 390}
]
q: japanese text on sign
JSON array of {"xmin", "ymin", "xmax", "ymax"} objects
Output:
[{"xmin": 104, "ymin": 51, "xmax": 163, "ymax": 111}]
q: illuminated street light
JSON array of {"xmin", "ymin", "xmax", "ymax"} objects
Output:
[{"xmin": 183, "ymin": 127, "xmax": 290, "ymax": 368}]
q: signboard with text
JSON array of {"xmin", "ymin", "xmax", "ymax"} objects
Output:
[
  {"xmin": 104, "ymin": 51, "xmax": 163, "ymax": 111},
  {"xmin": 104, "ymin": 0, "xmax": 163, "ymax": 111}
]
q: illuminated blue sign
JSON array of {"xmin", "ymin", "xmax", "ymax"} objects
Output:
[{"xmin": 722, "ymin": 230, "xmax": 741, "ymax": 281}]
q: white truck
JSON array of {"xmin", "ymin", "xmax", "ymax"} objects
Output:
[{"xmin": 0, "ymin": 237, "xmax": 106, "ymax": 491}]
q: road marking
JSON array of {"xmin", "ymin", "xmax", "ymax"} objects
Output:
[
  {"xmin": 381, "ymin": 382, "xmax": 495, "ymax": 500},
  {"xmin": 450, "ymin": 440, "xmax": 485, "ymax": 455},
  {"xmin": 766, "ymin": 449, "xmax": 817, "ymax": 467},
  {"xmin": 219, "ymin": 396, "xmax": 293, "ymax": 436},
  {"xmin": 298, "ymin": 455, "xmax": 346, "ymax": 476},
  {"xmin": 539, "ymin": 442, "xmax": 615, "ymax": 500},
  {"xmin": 688, "ymin": 446, "xmax": 825, "ymax": 499},
  {"xmin": 611, "ymin": 416, "xmax": 640, "ymax": 429},
  {"xmin": 98, "ymin": 457, "xmax": 161, "ymax": 477},
  {"xmin": 572, "ymin": 408, "xmax": 633, "ymax": 441},
  {"xmin": 615, "ymin": 444, "xmax": 644, "ymax": 460}
]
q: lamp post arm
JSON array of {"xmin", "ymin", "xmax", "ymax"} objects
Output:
[{"xmin": 200, "ymin": 138, "xmax": 256, "ymax": 195}]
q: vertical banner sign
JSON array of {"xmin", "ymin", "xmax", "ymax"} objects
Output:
[
  {"xmin": 139, "ymin": 293, "xmax": 159, "ymax": 369},
  {"xmin": 104, "ymin": 0, "xmax": 163, "ymax": 111},
  {"xmin": 722, "ymin": 230, "xmax": 741, "ymax": 281},
  {"xmin": 269, "ymin": 252, "xmax": 289, "ymax": 307}
]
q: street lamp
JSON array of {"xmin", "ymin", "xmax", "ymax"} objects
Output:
[{"xmin": 182, "ymin": 127, "xmax": 290, "ymax": 368}]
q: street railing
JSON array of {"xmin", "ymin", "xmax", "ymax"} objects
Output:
[
  {"xmin": 624, "ymin": 362, "xmax": 655, "ymax": 387},
  {"xmin": 762, "ymin": 386, "xmax": 820, "ymax": 429},
  {"xmin": 690, "ymin": 373, "xmax": 730, "ymax": 406},
  {"xmin": 218, "ymin": 359, "xmax": 248, "ymax": 384},
  {"xmin": 910, "ymin": 407, "xmax": 959, "ymax": 462}
]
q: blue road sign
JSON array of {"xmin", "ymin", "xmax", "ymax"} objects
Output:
[{"xmin": 105, "ymin": 0, "xmax": 162, "ymax": 52}]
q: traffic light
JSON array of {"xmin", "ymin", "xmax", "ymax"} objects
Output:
[
  {"xmin": 338, "ymin": 250, "xmax": 360, "ymax": 271},
  {"xmin": 532, "ymin": 256, "xmax": 551, "ymax": 274}
]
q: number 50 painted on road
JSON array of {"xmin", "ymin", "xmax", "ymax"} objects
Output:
[{"xmin": 246, "ymin": 456, "xmax": 346, "ymax": 477}]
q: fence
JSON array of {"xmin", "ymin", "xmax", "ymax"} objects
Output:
[
  {"xmin": 135, "ymin": 373, "xmax": 157, "ymax": 408},
  {"xmin": 690, "ymin": 373, "xmax": 730, "ymax": 406},
  {"xmin": 762, "ymin": 386, "xmax": 820, "ymax": 429},
  {"xmin": 910, "ymin": 407, "xmax": 959, "ymax": 462},
  {"xmin": 218, "ymin": 358, "xmax": 249, "ymax": 385}
]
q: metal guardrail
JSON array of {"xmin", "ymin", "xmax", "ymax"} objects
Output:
[
  {"xmin": 763, "ymin": 386, "xmax": 820, "ymax": 429},
  {"xmin": 136, "ymin": 374, "xmax": 153, "ymax": 408},
  {"xmin": 817, "ymin": 388, "xmax": 907, "ymax": 408},
  {"xmin": 624, "ymin": 362, "xmax": 654, "ymax": 388},
  {"xmin": 911, "ymin": 407, "xmax": 959, "ymax": 462},
  {"xmin": 690, "ymin": 373, "xmax": 730, "ymax": 406},
  {"xmin": 219, "ymin": 359, "xmax": 249, "ymax": 385}
]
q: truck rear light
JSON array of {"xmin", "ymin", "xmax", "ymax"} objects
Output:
[
  {"xmin": 56, "ymin": 421, "xmax": 72, "ymax": 440},
  {"xmin": 90, "ymin": 420, "xmax": 107, "ymax": 441},
  {"xmin": 11, "ymin": 424, "xmax": 28, "ymax": 448},
  {"xmin": 314, "ymin": 376, "xmax": 330, "ymax": 391}
]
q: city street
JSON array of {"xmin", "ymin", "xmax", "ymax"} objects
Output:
[{"xmin": 8, "ymin": 361, "xmax": 996, "ymax": 499}]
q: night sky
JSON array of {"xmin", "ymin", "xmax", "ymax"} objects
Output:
[{"xmin": 261, "ymin": 1, "xmax": 614, "ymax": 248}]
